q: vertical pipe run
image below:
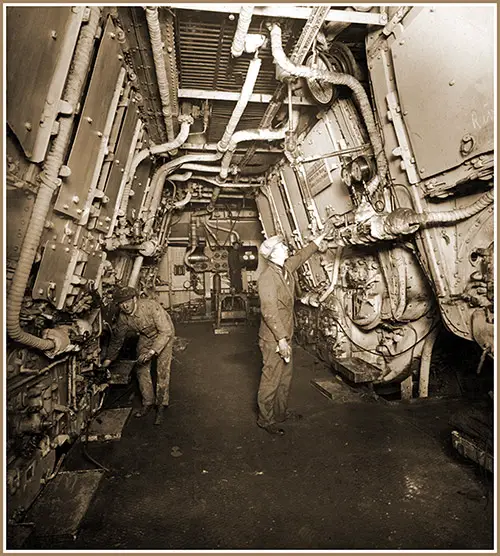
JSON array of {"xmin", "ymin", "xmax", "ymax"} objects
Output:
[
  {"xmin": 231, "ymin": 6, "xmax": 254, "ymax": 57},
  {"xmin": 7, "ymin": 7, "xmax": 102, "ymax": 351},
  {"xmin": 145, "ymin": 6, "xmax": 175, "ymax": 142}
]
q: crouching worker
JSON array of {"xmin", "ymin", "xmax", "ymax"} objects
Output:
[{"xmin": 103, "ymin": 286, "xmax": 175, "ymax": 425}]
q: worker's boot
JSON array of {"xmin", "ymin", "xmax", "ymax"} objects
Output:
[
  {"xmin": 154, "ymin": 405, "xmax": 166, "ymax": 425},
  {"xmin": 134, "ymin": 405, "xmax": 152, "ymax": 418}
]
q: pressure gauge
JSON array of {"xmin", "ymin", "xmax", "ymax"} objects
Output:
[
  {"xmin": 350, "ymin": 156, "xmax": 372, "ymax": 183},
  {"xmin": 304, "ymin": 52, "xmax": 335, "ymax": 106},
  {"xmin": 341, "ymin": 166, "xmax": 352, "ymax": 187}
]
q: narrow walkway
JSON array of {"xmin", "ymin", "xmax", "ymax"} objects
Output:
[{"xmin": 33, "ymin": 323, "xmax": 493, "ymax": 550}]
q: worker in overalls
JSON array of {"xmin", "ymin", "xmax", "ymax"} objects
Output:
[
  {"xmin": 257, "ymin": 230, "xmax": 329, "ymax": 435},
  {"xmin": 103, "ymin": 286, "xmax": 175, "ymax": 425}
]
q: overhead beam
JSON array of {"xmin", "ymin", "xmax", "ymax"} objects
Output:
[
  {"xmin": 174, "ymin": 5, "xmax": 388, "ymax": 26},
  {"xmin": 178, "ymin": 88, "xmax": 314, "ymax": 105}
]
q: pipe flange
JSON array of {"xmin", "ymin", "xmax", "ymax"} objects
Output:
[{"xmin": 178, "ymin": 114, "xmax": 194, "ymax": 125}]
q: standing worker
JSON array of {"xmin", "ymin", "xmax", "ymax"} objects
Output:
[
  {"xmin": 103, "ymin": 286, "xmax": 175, "ymax": 425},
  {"xmin": 257, "ymin": 230, "xmax": 329, "ymax": 435}
]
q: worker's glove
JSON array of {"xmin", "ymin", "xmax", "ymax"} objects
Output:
[{"xmin": 137, "ymin": 349, "xmax": 155, "ymax": 364}]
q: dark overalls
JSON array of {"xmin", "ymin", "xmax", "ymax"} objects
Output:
[
  {"xmin": 257, "ymin": 242, "xmax": 318, "ymax": 428},
  {"xmin": 107, "ymin": 298, "xmax": 175, "ymax": 407}
]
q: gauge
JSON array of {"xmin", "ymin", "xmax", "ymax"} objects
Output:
[
  {"xmin": 341, "ymin": 166, "xmax": 352, "ymax": 187},
  {"xmin": 304, "ymin": 52, "xmax": 335, "ymax": 106},
  {"xmin": 350, "ymin": 156, "xmax": 372, "ymax": 183}
]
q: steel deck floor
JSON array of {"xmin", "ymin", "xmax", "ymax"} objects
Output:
[{"xmin": 26, "ymin": 322, "xmax": 494, "ymax": 551}]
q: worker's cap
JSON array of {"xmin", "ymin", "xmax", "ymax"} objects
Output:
[
  {"xmin": 113, "ymin": 286, "xmax": 137, "ymax": 304},
  {"xmin": 259, "ymin": 235, "xmax": 286, "ymax": 259}
]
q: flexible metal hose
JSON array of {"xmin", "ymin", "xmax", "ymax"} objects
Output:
[
  {"xmin": 417, "ymin": 189, "xmax": 494, "ymax": 225},
  {"xmin": 7, "ymin": 7, "xmax": 102, "ymax": 351},
  {"xmin": 145, "ymin": 6, "xmax": 175, "ymax": 142},
  {"xmin": 269, "ymin": 23, "xmax": 388, "ymax": 186}
]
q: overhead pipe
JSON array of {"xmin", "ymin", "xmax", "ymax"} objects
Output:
[
  {"xmin": 220, "ymin": 127, "xmax": 288, "ymax": 179},
  {"xmin": 125, "ymin": 115, "xmax": 193, "ymax": 205},
  {"xmin": 268, "ymin": 23, "xmax": 388, "ymax": 186},
  {"xmin": 231, "ymin": 6, "xmax": 254, "ymax": 58},
  {"xmin": 217, "ymin": 56, "xmax": 263, "ymax": 152},
  {"xmin": 7, "ymin": 7, "xmax": 102, "ymax": 352},
  {"xmin": 145, "ymin": 6, "xmax": 175, "ymax": 142}
]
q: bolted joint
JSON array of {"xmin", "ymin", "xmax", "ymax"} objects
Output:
[{"xmin": 178, "ymin": 114, "xmax": 194, "ymax": 125}]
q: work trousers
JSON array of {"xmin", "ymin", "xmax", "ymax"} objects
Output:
[
  {"xmin": 257, "ymin": 339, "xmax": 294, "ymax": 428},
  {"xmin": 136, "ymin": 337, "xmax": 174, "ymax": 407}
]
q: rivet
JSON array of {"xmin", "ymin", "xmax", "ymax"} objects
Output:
[
  {"xmin": 86, "ymin": 117, "xmax": 93, "ymax": 124},
  {"xmin": 63, "ymin": 204, "xmax": 69, "ymax": 209},
  {"xmin": 24, "ymin": 122, "xmax": 32, "ymax": 131},
  {"xmin": 38, "ymin": 288, "xmax": 44, "ymax": 294},
  {"xmin": 51, "ymin": 30, "xmax": 57, "ymax": 39},
  {"xmin": 72, "ymin": 195, "xmax": 79, "ymax": 203},
  {"xmin": 449, "ymin": 80, "xmax": 455, "ymax": 86}
]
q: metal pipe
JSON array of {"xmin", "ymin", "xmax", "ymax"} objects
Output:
[
  {"xmin": 194, "ymin": 175, "xmax": 262, "ymax": 188},
  {"xmin": 145, "ymin": 6, "xmax": 175, "ymax": 142},
  {"xmin": 128, "ymin": 256, "xmax": 144, "ymax": 288},
  {"xmin": 220, "ymin": 127, "xmax": 287, "ymax": 179},
  {"xmin": 269, "ymin": 23, "xmax": 388, "ymax": 186},
  {"xmin": 231, "ymin": 6, "xmax": 254, "ymax": 57},
  {"xmin": 217, "ymin": 56, "xmax": 262, "ymax": 152},
  {"xmin": 418, "ymin": 327, "xmax": 439, "ymax": 398},
  {"xmin": 117, "ymin": 118, "xmax": 143, "ymax": 215},
  {"xmin": 7, "ymin": 7, "xmax": 102, "ymax": 352},
  {"xmin": 417, "ymin": 189, "xmax": 494, "ymax": 226},
  {"xmin": 126, "ymin": 116, "xmax": 193, "ymax": 198}
]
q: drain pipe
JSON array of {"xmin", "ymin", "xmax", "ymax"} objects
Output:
[
  {"xmin": 220, "ymin": 127, "xmax": 288, "ymax": 179},
  {"xmin": 231, "ymin": 6, "xmax": 254, "ymax": 57},
  {"xmin": 217, "ymin": 56, "xmax": 262, "ymax": 152},
  {"xmin": 7, "ymin": 7, "xmax": 102, "ymax": 351},
  {"xmin": 268, "ymin": 23, "xmax": 388, "ymax": 186},
  {"xmin": 145, "ymin": 6, "xmax": 175, "ymax": 142}
]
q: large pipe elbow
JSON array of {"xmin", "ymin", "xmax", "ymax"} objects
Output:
[
  {"xmin": 231, "ymin": 6, "xmax": 254, "ymax": 58},
  {"xmin": 269, "ymin": 23, "xmax": 388, "ymax": 186},
  {"xmin": 220, "ymin": 127, "xmax": 287, "ymax": 179}
]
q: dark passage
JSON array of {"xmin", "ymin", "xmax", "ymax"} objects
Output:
[{"xmin": 25, "ymin": 323, "xmax": 493, "ymax": 550}]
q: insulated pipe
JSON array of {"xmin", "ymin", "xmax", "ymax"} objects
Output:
[
  {"xmin": 7, "ymin": 7, "xmax": 102, "ymax": 351},
  {"xmin": 126, "ymin": 116, "xmax": 193, "ymax": 202},
  {"xmin": 269, "ymin": 23, "xmax": 388, "ymax": 185},
  {"xmin": 231, "ymin": 6, "xmax": 254, "ymax": 58},
  {"xmin": 145, "ymin": 6, "xmax": 175, "ymax": 142},
  {"xmin": 217, "ymin": 56, "xmax": 262, "ymax": 152},
  {"xmin": 128, "ymin": 256, "xmax": 144, "ymax": 288},
  {"xmin": 220, "ymin": 127, "xmax": 287, "ymax": 179},
  {"xmin": 416, "ymin": 189, "xmax": 494, "ymax": 226}
]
